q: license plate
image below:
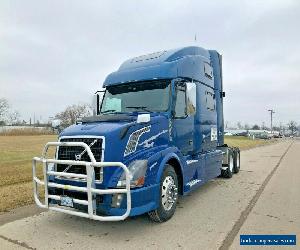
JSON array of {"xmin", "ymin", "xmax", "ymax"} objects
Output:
[{"xmin": 60, "ymin": 196, "xmax": 73, "ymax": 207}]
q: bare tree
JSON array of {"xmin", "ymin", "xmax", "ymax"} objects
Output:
[
  {"xmin": 0, "ymin": 98, "xmax": 9, "ymax": 120},
  {"xmin": 287, "ymin": 121, "xmax": 297, "ymax": 135},
  {"xmin": 236, "ymin": 122, "xmax": 242, "ymax": 129},
  {"xmin": 8, "ymin": 110, "xmax": 20, "ymax": 125},
  {"xmin": 244, "ymin": 123, "xmax": 250, "ymax": 130},
  {"xmin": 225, "ymin": 121, "xmax": 229, "ymax": 129},
  {"xmin": 272, "ymin": 126, "xmax": 280, "ymax": 131},
  {"xmin": 252, "ymin": 124, "xmax": 260, "ymax": 130},
  {"xmin": 261, "ymin": 122, "xmax": 268, "ymax": 130},
  {"xmin": 55, "ymin": 103, "xmax": 91, "ymax": 128}
]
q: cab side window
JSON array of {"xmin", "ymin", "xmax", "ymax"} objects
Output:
[{"xmin": 174, "ymin": 81, "xmax": 197, "ymax": 118}]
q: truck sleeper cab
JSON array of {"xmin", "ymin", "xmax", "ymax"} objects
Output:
[{"xmin": 33, "ymin": 46, "xmax": 240, "ymax": 222}]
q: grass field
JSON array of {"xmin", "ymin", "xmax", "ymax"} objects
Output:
[
  {"xmin": 0, "ymin": 134, "xmax": 274, "ymax": 213},
  {"xmin": 0, "ymin": 135, "xmax": 57, "ymax": 212},
  {"xmin": 224, "ymin": 136, "xmax": 274, "ymax": 150}
]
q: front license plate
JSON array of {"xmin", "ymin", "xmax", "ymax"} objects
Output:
[{"xmin": 60, "ymin": 196, "xmax": 73, "ymax": 207}]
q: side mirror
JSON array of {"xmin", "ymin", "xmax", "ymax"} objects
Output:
[
  {"xmin": 137, "ymin": 114, "xmax": 150, "ymax": 123},
  {"xmin": 171, "ymin": 110, "xmax": 176, "ymax": 118},
  {"xmin": 93, "ymin": 88, "xmax": 106, "ymax": 115},
  {"xmin": 92, "ymin": 95, "xmax": 98, "ymax": 116}
]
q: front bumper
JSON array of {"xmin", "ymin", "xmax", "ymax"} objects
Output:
[
  {"xmin": 33, "ymin": 141, "xmax": 132, "ymax": 221},
  {"xmin": 47, "ymin": 182, "xmax": 160, "ymax": 217}
]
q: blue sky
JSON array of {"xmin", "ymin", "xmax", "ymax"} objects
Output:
[{"xmin": 1, "ymin": 0, "xmax": 299, "ymax": 126}]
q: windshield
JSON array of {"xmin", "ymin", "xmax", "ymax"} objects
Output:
[{"xmin": 100, "ymin": 80, "xmax": 170, "ymax": 114}]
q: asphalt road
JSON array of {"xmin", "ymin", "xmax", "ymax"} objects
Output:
[{"xmin": 0, "ymin": 140, "xmax": 298, "ymax": 250}]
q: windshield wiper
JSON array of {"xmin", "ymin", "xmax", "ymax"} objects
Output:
[
  {"xmin": 126, "ymin": 106, "xmax": 151, "ymax": 112},
  {"xmin": 101, "ymin": 109, "xmax": 117, "ymax": 114}
]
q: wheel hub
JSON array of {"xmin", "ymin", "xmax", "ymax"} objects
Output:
[{"xmin": 161, "ymin": 176, "xmax": 178, "ymax": 211}]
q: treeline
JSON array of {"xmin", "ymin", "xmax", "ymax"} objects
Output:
[
  {"xmin": 226, "ymin": 121, "xmax": 299, "ymax": 135},
  {"xmin": 0, "ymin": 97, "xmax": 91, "ymax": 129}
]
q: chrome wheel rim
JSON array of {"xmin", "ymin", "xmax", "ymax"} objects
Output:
[
  {"xmin": 229, "ymin": 155, "xmax": 234, "ymax": 172},
  {"xmin": 161, "ymin": 176, "xmax": 178, "ymax": 211}
]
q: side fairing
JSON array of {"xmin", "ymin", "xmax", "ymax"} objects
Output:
[
  {"xmin": 209, "ymin": 50, "xmax": 224, "ymax": 146},
  {"xmin": 197, "ymin": 83, "xmax": 218, "ymax": 152}
]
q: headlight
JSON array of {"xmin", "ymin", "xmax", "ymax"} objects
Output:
[{"xmin": 117, "ymin": 160, "xmax": 148, "ymax": 188}]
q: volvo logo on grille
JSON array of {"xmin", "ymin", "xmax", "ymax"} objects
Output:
[{"xmin": 75, "ymin": 154, "xmax": 81, "ymax": 161}]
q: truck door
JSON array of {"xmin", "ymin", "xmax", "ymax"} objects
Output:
[{"xmin": 171, "ymin": 81, "xmax": 196, "ymax": 155}]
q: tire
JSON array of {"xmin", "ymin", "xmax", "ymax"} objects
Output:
[
  {"xmin": 233, "ymin": 149, "xmax": 240, "ymax": 173},
  {"xmin": 221, "ymin": 150, "xmax": 234, "ymax": 178},
  {"xmin": 148, "ymin": 164, "xmax": 178, "ymax": 222}
]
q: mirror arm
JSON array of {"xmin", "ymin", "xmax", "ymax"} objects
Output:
[{"xmin": 96, "ymin": 94, "xmax": 100, "ymax": 115}]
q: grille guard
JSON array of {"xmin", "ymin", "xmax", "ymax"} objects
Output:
[{"xmin": 32, "ymin": 141, "xmax": 131, "ymax": 221}]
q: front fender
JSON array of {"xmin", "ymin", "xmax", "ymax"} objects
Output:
[
  {"xmin": 107, "ymin": 145, "xmax": 167, "ymax": 187},
  {"xmin": 154, "ymin": 147, "xmax": 185, "ymax": 184},
  {"xmin": 107, "ymin": 146, "xmax": 185, "ymax": 188}
]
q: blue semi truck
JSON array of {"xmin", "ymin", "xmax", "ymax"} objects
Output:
[{"xmin": 33, "ymin": 46, "xmax": 240, "ymax": 222}]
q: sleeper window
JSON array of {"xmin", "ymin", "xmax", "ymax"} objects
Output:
[{"xmin": 206, "ymin": 91, "xmax": 215, "ymax": 111}]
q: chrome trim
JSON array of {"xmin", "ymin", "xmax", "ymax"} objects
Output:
[
  {"xmin": 56, "ymin": 135, "xmax": 105, "ymax": 183},
  {"xmin": 33, "ymin": 141, "xmax": 131, "ymax": 221}
]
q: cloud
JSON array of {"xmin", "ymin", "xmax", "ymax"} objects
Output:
[{"xmin": 0, "ymin": 0, "xmax": 299, "ymax": 125}]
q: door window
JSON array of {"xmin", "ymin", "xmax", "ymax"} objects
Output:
[
  {"xmin": 186, "ymin": 82, "xmax": 196, "ymax": 115},
  {"xmin": 174, "ymin": 83, "xmax": 186, "ymax": 118}
]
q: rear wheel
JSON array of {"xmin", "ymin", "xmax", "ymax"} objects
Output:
[
  {"xmin": 148, "ymin": 164, "xmax": 178, "ymax": 222},
  {"xmin": 222, "ymin": 151, "xmax": 234, "ymax": 178},
  {"xmin": 233, "ymin": 149, "xmax": 240, "ymax": 173}
]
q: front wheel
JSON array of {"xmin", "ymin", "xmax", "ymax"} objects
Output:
[{"xmin": 148, "ymin": 164, "xmax": 178, "ymax": 222}]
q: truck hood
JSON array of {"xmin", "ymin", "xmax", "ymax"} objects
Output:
[
  {"xmin": 60, "ymin": 114, "xmax": 136, "ymax": 137},
  {"xmin": 59, "ymin": 113, "xmax": 169, "ymax": 160},
  {"xmin": 60, "ymin": 121, "xmax": 131, "ymax": 137},
  {"xmin": 58, "ymin": 113, "xmax": 169, "ymax": 187}
]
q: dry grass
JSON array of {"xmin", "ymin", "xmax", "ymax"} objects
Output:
[
  {"xmin": 224, "ymin": 136, "xmax": 274, "ymax": 150},
  {"xmin": 1, "ymin": 127, "xmax": 55, "ymax": 136},
  {"xmin": 0, "ymin": 135, "xmax": 56, "ymax": 212},
  {"xmin": 0, "ymin": 135, "xmax": 275, "ymax": 213}
]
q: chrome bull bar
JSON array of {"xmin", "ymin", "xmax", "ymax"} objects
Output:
[{"xmin": 32, "ymin": 141, "xmax": 131, "ymax": 221}]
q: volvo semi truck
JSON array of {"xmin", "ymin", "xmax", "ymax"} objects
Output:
[{"xmin": 33, "ymin": 46, "xmax": 240, "ymax": 222}]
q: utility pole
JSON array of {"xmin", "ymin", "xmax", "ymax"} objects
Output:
[{"xmin": 267, "ymin": 109, "xmax": 275, "ymax": 133}]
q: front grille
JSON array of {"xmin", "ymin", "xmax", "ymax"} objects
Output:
[{"xmin": 56, "ymin": 137, "xmax": 103, "ymax": 181}]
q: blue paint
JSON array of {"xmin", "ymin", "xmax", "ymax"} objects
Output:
[
  {"xmin": 55, "ymin": 46, "xmax": 226, "ymax": 217},
  {"xmin": 240, "ymin": 235, "xmax": 296, "ymax": 245}
]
